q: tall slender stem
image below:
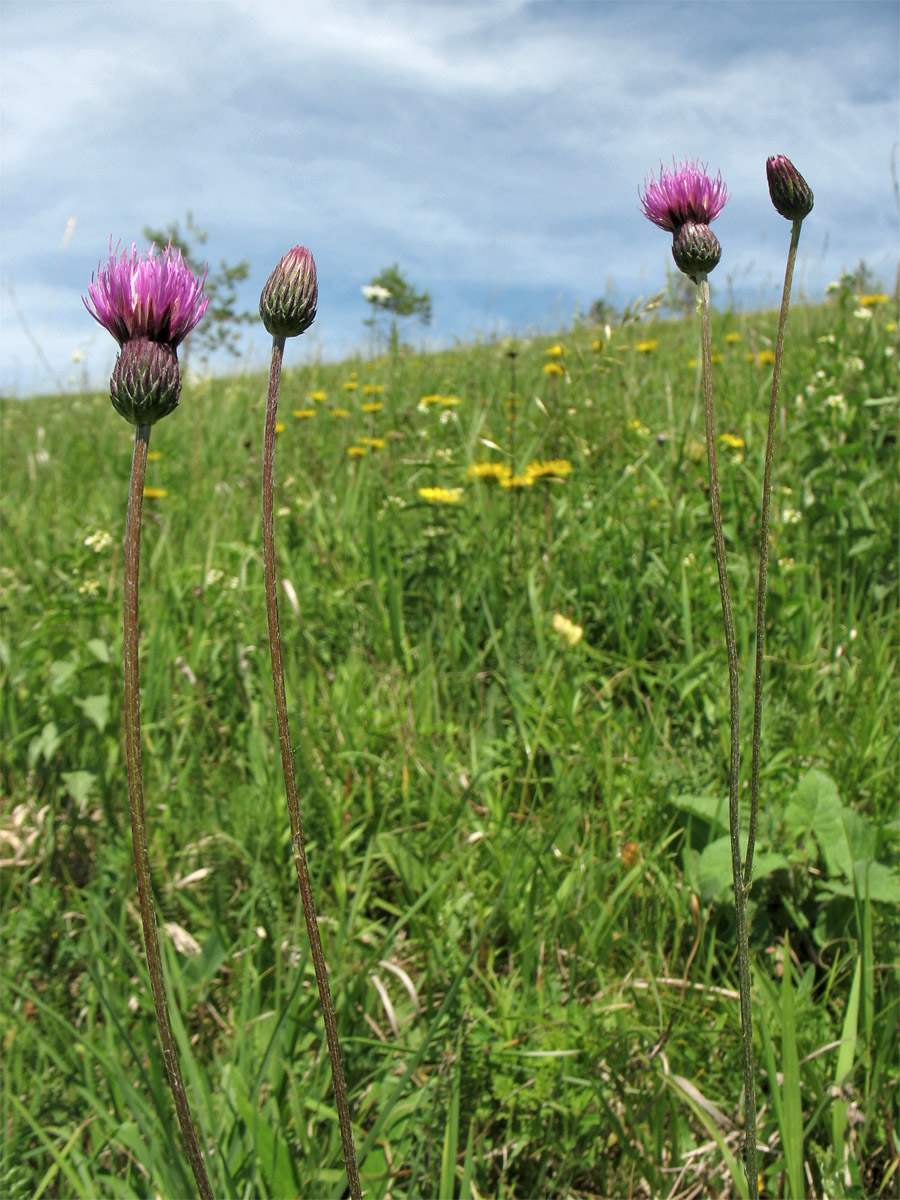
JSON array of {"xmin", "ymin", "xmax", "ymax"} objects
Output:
[
  {"xmin": 123, "ymin": 423, "xmax": 214, "ymax": 1200},
  {"xmin": 744, "ymin": 218, "xmax": 803, "ymax": 886},
  {"xmin": 262, "ymin": 336, "xmax": 362, "ymax": 1200},
  {"xmin": 697, "ymin": 277, "xmax": 757, "ymax": 1189}
]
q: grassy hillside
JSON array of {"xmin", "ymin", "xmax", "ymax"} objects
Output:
[{"xmin": 1, "ymin": 287, "xmax": 897, "ymax": 1199}]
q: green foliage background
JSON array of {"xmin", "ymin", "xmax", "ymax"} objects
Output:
[{"xmin": 1, "ymin": 289, "xmax": 897, "ymax": 1198}]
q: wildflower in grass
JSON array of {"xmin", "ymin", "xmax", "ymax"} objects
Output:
[
  {"xmin": 719, "ymin": 433, "xmax": 745, "ymax": 452},
  {"xmin": 293, "ymin": 408, "xmax": 316, "ymax": 419},
  {"xmin": 641, "ymin": 158, "xmax": 756, "ymax": 1188},
  {"xmin": 545, "ymin": 343, "xmax": 565, "ymax": 358},
  {"xmin": 543, "ymin": 362, "xmax": 565, "ymax": 377},
  {"xmin": 858, "ymin": 293, "xmax": 889, "ymax": 307},
  {"xmin": 467, "ymin": 461, "xmax": 513, "ymax": 483},
  {"xmin": 362, "ymin": 383, "xmax": 384, "ymax": 394},
  {"xmin": 500, "ymin": 473, "xmax": 535, "ymax": 489},
  {"xmin": 420, "ymin": 393, "xmax": 442, "ymax": 405},
  {"xmin": 527, "ymin": 459, "xmax": 573, "ymax": 479},
  {"xmin": 347, "ymin": 445, "xmax": 367, "ymax": 457},
  {"xmin": 308, "ymin": 389, "xmax": 327, "ymax": 402},
  {"xmin": 358, "ymin": 436, "xmax": 386, "ymax": 449},
  {"xmin": 748, "ymin": 349, "xmax": 776, "ymax": 365},
  {"xmin": 142, "ymin": 486, "xmax": 168, "ymax": 499},
  {"xmin": 591, "ymin": 338, "xmax": 605, "ymax": 351},
  {"xmin": 724, "ymin": 331, "xmax": 742, "ymax": 344},
  {"xmin": 78, "ymin": 578, "xmax": 100, "ymax": 596},
  {"xmin": 342, "ymin": 380, "xmax": 358, "ymax": 391},
  {"xmin": 258, "ymin": 246, "xmax": 361, "ymax": 1199},
  {"xmin": 84, "ymin": 238, "xmax": 211, "ymax": 1197},
  {"xmin": 634, "ymin": 339, "xmax": 659, "ymax": 353},
  {"xmin": 627, "ymin": 419, "xmax": 651, "ymax": 437},
  {"xmin": 146, "ymin": 450, "xmax": 163, "ymax": 461},
  {"xmin": 552, "ymin": 612, "xmax": 583, "ymax": 647},
  {"xmin": 274, "ymin": 422, "xmax": 286, "ymax": 435},
  {"xmin": 440, "ymin": 394, "xmax": 460, "ymax": 407},
  {"xmin": 330, "ymin": 407, "xmax": 350, "ymax": 418},
  {"xmin": 84, "ymin": 529, "xmax": 113, "ymax": 552},
  {"xmin": 418, "ymin": 486, "xmax": 463, "ymax": 504},
  {"xmin": 361, "ymin": 401, "xmax": 383, "ymax": 413}
]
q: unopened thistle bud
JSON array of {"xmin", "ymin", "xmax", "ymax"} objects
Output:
[
  {"xmin": 259, "ymin": 246, "xmax": 318, "ymax": 338},
  {"xmin": 672, "ymin": 221, "xmax": 722, "ymax": 282},
  {"xmin": 766, "ymin": 155, "xmax": 814, "ymax": 221},
  {"xmin": 109, "ymin": 336, "xmax": 181, "ymax": 426}
]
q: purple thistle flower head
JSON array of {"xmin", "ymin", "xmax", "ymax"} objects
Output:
[
  {"xmin": 83, "ymin": 240, "xmax": 208, "ymax": 349},
  {"xmin": 640, "ymin": 160, "xmax": 729, "ymax": 233}
]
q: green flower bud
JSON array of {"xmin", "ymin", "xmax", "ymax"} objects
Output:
[
  {"xmin": 672, "ymin": 220, "xmax": 722, "ymax": 282},
  {"xmin": 109, "ymin": 336, "xmax": 182, "ymax": 426},
  {"xmin": 766, "ymin": 155, "xmax": 814, "ymax": 221},
  {"xmin": 259, "ymin": 246, "xmax": 318, "ymax": 338}
]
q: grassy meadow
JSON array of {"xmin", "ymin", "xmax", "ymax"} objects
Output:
[{"xmin": 1, "ymin": 283, "xmax": 898, "ymax": 1199}]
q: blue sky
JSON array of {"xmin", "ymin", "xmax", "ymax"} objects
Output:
[{"xmin": 1, "ymin": 0, "xmax": 897, "ymax": 396}]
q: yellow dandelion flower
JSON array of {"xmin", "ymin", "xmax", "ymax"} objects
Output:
[
  {"xmin": 500, "ymin": 473, "xmax": 535, "ymax": 489},
  {"xmin": 858, "ymin": 293, "xmax": 889, "ymax": 306},
  {"xmin": 545, "ymin": 344, "xmax": 565, "ymax": 358},
  {"xmin": 724, "ymin": 331, "xmax": 742, "ymax": 343},
  {"xmin": 420, "ymin": 393, "xmax": 442, "ymax": 405},
  {"xmin": 274, "ymin": 422, "xmax": 286, "ymax": 435},
  {"xmin": 634, "ymin": 339, "xmax": 659, "ymax": 353},
  {"xmin": 552, "ymin": 612, "xmax": 583, "ymax": 647},
  {"xmin": 308, "ymin": 390, "xmax": 327, "ymax": 402},
  {"xmin": 347, "ymin": 445, "xmax": 367, "ymax": 457},
  {"xmin": 330, "ymin": 408, "xmax": 350, "ymax": 418},
  {"xmin": 543, "ymin": 362, "xmax": 565, "ymax": 377},
  {"xmin": 358, "ymin": 436, "xmax": 386, "ymax": 449},
  {"xmin": 440, "ymin": 395, "xmax": 460, "ymax": 407},
  {"xmin": 527, "ymin": 459, "xmax": 573, "ymax": 479},
  {"xmin": 710, "ymin": 353, "xmax": 723, "ymax": 364},
  {"xmin": 293, "ymin": 408, "xmax": 316, "ymax": 419},
  {"xmin": 142, "ymin": 487, "xmax": 167, "ymax": 499},
  {"xmin": 719, "ymin": 433, "xmax": 746, "ymax": 451},
  {"xmin": 418, "ymin": 486, "xmax": 463, "ymax": 504},
  {"xmin": 362, "ymin": 383, "xmax": 384, "ymax": 394},
  {"xmin": 591, "ymin": 338, "xmax": 605, "ymax": 351},
  {"xmin": 748, "ymin": 349, "xmax": 776, "ymax": 365},
  {"xmin": 342, "ymin": 381, "xmax": 358, "ymax": 392},
  {"xmin": 467, "ymin": 461, "xmax": 513, "ymax": 482},
  {"xmin": 361, "ymin": 401, "xmax": 384, "ymax": 413},
  {"xmin": 146, "ymin": 451, "xmax": 163, "ymax": 461}
]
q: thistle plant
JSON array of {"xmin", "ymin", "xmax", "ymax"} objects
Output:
[
  {"xmin": 83, "ymin": 243, "xmax": 213, "ymax": 1199},
  {"xmin": 744, "ymin": 156, "xmax": 814, "ymax": 884},
  {"xmin": 258, "ymin": 247, "xmax": 362, "ymax": 1200},
  {"xmin": 641, "ymin": 161, "xmax": 758, "ymax": 1188}
]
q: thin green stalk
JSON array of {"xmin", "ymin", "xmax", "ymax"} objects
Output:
[
  {"xmin": 744, "ymin": 217, "xmax": 803, "ymax": 886},
  {"xmin": 261, "ymin": 335, "xmax": 362, "ymax": 1200},
  {"xmin": 697, "ymin": 276, "xmax": 758, "ymax": 1189},
  {"xmin": 123, "ymin": 423, "xmax": 214, "ymax": 1200}
]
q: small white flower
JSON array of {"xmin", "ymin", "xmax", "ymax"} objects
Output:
[
  {"xmin": 853, "ymin": 308, "xmax": 873, "ymax": 321},
  {"xmin": 362, "ymin": 285, "xmax": 392, "ymax": 303},
  {"xmin": 84, "ymin": 530, "xmax": 113, "ymax": 553}
]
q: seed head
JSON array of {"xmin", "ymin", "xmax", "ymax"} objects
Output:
[
  {"xmin": 83, "ymin": 241, "xmax": 208, "ymax": 349},
  {"xmin": 259, "ymin": 246, "xmax": 318, "ymax": 338},
  {"xmin": 108, "ymin": 336, "xmax": 182, "ymax": 426},
  {"xmin": 766, "ymin": 155, "xmax": 814, "ymax": 221}
]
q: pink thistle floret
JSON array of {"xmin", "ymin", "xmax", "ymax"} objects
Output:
[
  {"xmin": 640, "ymin": 160, "xmax": 729, "ymax": 233},
  {"xmin": 83, "ymin": 241, "xmax": 208, "ymax": 348}
]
